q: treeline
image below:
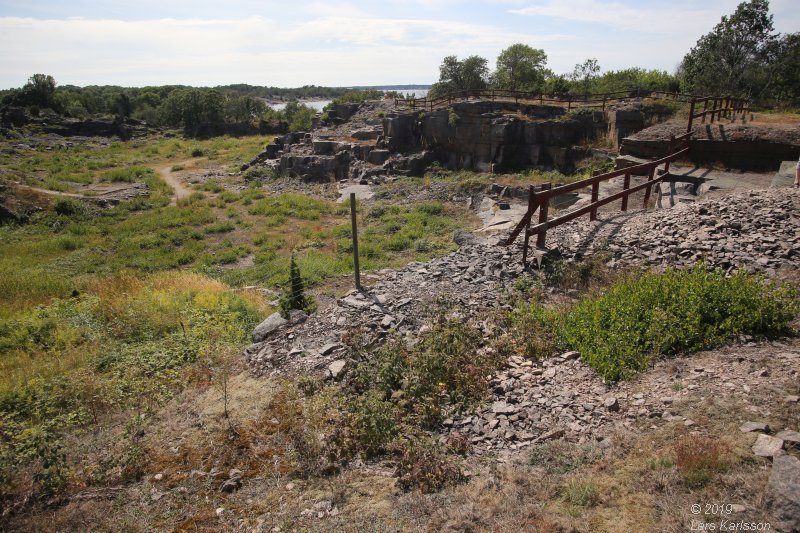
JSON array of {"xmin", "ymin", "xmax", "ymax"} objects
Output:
[
  {"xmin": 428, "ymin": 51, "xmax": 680, "ymax": 99},
  {"xmin": 0, "ymin": 80, "xmax": 362, "ymax": 133},
  {"xmin": 428, "ymin": 0, "xmax": 798, "ymax": 106}
]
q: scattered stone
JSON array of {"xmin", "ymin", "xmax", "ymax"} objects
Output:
[
  {"xmin": 560, "ymin": 351, "xmax": 580, "ymax": 361},
  {"xmin": 775, "ymin": 430, "xmax": 800, "ymax": 448},
  {"xmin": 739, "ymin": 421, "xmax": 770, "ymax": 433},
  {"xmin": 604, "ymin": 397, "xmax": 620, "ymax": 412},
  {"xmin": 752, "ymin": 434, "xmax": 785, "ymax": 457},
  {"xmin": 327, "ymin": 359, "xmax": 347, "ymax": 380},
  {"xmin": 319, "ymin": 343, "xmax": 339, "ymax": 356}
]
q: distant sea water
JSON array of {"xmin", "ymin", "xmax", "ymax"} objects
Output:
[{"xmin": 268, "ymin": 86, "xmax": 429, "ymax": 112}]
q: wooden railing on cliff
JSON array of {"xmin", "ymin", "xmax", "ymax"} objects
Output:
[
  {"xmin": 499, "ymin": 93, "xmax": 750, "ymax": 265},
  {"xmin": 395, "ymin": 89, "xmax": 695, "ymax": 113},
  {"xmin": 686, "ymin": 96, "xmax": 750, "ymax": 132},
  {"xmin": 503, "ymin": 133, "xmax": 691, "ymax": 264}
]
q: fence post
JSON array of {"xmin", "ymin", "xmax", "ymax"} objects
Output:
[
  {"xmin": 665, "ymin": 135, "xmax": 675, "ymax": 173},
  {"xmin": 535, "ymin": 183, "xmax": 551, "ymax": 249},
  {"xmin": 710, "ymin": 98, "xmax": 717, "ymax": 124},
  {"xmin": 687, "ymin": 99, "xmax": 696, "ymax": 133},
  {"xmin": 567, "ymin": 97, "xmax": 572, "ymax": 111},
  {"xmin": 589, "ymin": 178, "xmax": 600, "ymax": 221},
  {"xmin": 349, "ymin": 193, "xmax": 361, "ymax": 292},
  {"xmin": 643, "ymin": 166, "xmax": 656, "ymax": 208},
  {"xmin": 701, "ymin": 99, "xmax": 708, "ymax": 124},
  {"xmin": 521, "ymin": 185, "xmax": 535, "ymax": 266},
  {"xmin": 602, "ymin": 96, "xmax": 606, "ymax": 112},
  {"xmin": 621, "ymin": 172, "xmax": 631, "ymax": 211}
]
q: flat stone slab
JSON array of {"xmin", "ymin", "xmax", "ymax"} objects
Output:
[
  {"xmin": 753, "ymin": 433, "xmax": 784, "ymax": 457},
  {"xmin": 775, "ymin": 430, "xmax": 800, "ymax": 447},
  {"xmin": 740, "ymin": 421, "xmax": 770, "ymax": 433}
]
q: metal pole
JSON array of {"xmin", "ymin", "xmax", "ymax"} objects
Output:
[{"xmin": 350, "ymin": 192, "xmax": 361, "ymax": 291}]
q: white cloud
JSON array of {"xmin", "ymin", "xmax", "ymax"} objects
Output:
[
  {"xmin": 0, "ymin": 15, "xmax": 572, "ymax": 87},
  {"xmin": 510, "ymin": 0, "xmax": 726, "ymax": 34}
]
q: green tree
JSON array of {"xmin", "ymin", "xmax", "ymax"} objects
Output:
[
  {"xmin": 22, "ymin": 74, "xmax": 58, "ymax": 110},
  {"xmin": 428, "ymin": 55, "xmax": 489, "ymax": 98},
  {"xmin": 570, "ymin": 59, "xmax": 600, "ymax": 94},
  {"xmin": 493, "ymin": 44, "xmax": 548, "ymax": 91},
  {"xmin": 678, "ymin": 0, "xmax": 778, "ymax": 96},
  {"xmin": 279, "ymin": 255, "xmax": 314, "ymax": 318}
]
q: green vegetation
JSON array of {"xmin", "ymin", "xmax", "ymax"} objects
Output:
[
  {"xmin": 0, "ymin": 135, "xmax": 269, "ymax": 191},
  {"xmin": 0, "ymin": 271, "xmax": 265, "ymax": 497},
  {"xmin": 680, "ymin": 0, "xmax": 799, "ymax": 103},
  {"xmin": 278, "ymin": 255, "xmax": 315, "ymax": 318},
  {"xmin": 511, "ymin": 264, "xmax": 798, "ymax": 381}
]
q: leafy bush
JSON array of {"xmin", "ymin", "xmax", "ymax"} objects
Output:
[
  {"xmin": 395, "ymin": 438, "xmax": 463, "ymax": 493},
  {"xmin": 348, "ymin": 390, "xmax": 399, "ymax": 458},
  {"xmin": 53, "ymin": 198, "xmax": 87, "ymax": 217},
  {"xmin": 560, "ymin": 265, "xmax": 798, "ymax": 381}
]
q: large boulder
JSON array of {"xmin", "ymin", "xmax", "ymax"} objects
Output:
[
  {"xmin": 766, "ymin": 454, "xmax": 800, "ymax": 532},
  {"xmin": 252, "ymin": 312, "xmax": 287, "ymax": 342}
]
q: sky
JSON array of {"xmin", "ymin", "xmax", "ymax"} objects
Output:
[{"xmin": 0, "ymin": 0, "xmax": 798, "ymax": 89}]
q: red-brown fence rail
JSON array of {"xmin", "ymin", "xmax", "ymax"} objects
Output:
[
  {"xmin": 395, "ymin": 89, "xmax": 697, "ymax": 113},
  {"xmin": 686, "ymin": 96, "xmax": 750, "ymax": 132},
  {"xmin": 504, "ymin": 133, "xmax": 692, "ymax": 264}
]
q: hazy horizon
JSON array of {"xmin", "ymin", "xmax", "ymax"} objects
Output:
[{"xmin": 1, "ymin": 0, "xmax": 798, "ymax": 90}]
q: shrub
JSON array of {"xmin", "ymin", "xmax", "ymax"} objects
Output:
[
  {"xmin": 560, "ymin": 265, "xmax": 798, "ymax": 381},
  {"xmin": 349, "ymin": 390, "xmax": 399, "ymax": 458},
  {"xmin": 395, "ymin": 438, "xmax": 463, "ymax": 493},
  {"xmin": 53, "ymin": 198, "xmax": 87, "ymax": 217},
  {"xmin": 191, "ymin": 147, "xmax": 204, "ymax": 157}
]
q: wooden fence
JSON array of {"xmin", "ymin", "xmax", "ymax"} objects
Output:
[
  {"xmin": 504, "ymin": 133, "xmax": 692, "ymax": 264},
  {"xmin": 395, "ymin": 89, "xmax": 695, "ymax": 113},
  {"xmin": 686, "ymin": 96, "xmax": 750, "ymax": 132}
]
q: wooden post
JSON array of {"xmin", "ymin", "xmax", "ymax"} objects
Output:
[
  {"xmin": 589, "ymin": 179, "xmax": 600, "ymax": 221},
  {"xmin": 665, "ymin": 134, "xmax": 675, "ymax": 173},
  {"xmin": 710, "ymin": 98, "xmax": 717, "ymax": 124},
  {"xmin": 349, "ymin": 193, "xmax": 361, "ymax": 291},
  {"xmin": 521, "ymin": 185, "xmax": 535, "ymax": 266},
  {"xmin": 643, "ymin": 166, "xmax": 655, "ymax": 208},
  {"xmin": 701, "ymin": 99, "xmax": 708, "ymax": 124},
  {"xmin": 687, "ymin": 99, "xmax": 696, "ymax": 132},
  {"xmin": 536, "ymin": 183, "xmax": 551, "ymax": 249},
  {"xmin": 621, "ymin": 172, "xmax": 631, "ymax": 211},
  {"xmin": 567, "ymin": 97, "xmax": 572, "ymax": 111}
]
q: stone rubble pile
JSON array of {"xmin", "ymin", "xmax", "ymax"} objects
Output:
[
  {"xmin": 244, "ymin": 235, "xmax": 524, "ymax": 376},
  {"xmin": 445, "ymin": 343, "xmax": 800, "ymax": 454},
  {"xmin": 547, "ymin": 188, "xmax": 799, "ymax": 275}
]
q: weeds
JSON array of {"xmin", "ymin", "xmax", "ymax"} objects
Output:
[{"xmin": 674, "ymin": 436, "xmax": 728, "ymax": 488}]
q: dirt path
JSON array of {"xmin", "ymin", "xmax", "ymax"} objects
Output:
[
  {"xmin": 12, "ymin": 183, "xmax": 87, "ymax": 199},
  {"xmin": 155, "ymin": 159, "xmax": 200, "ymax": 206}
]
